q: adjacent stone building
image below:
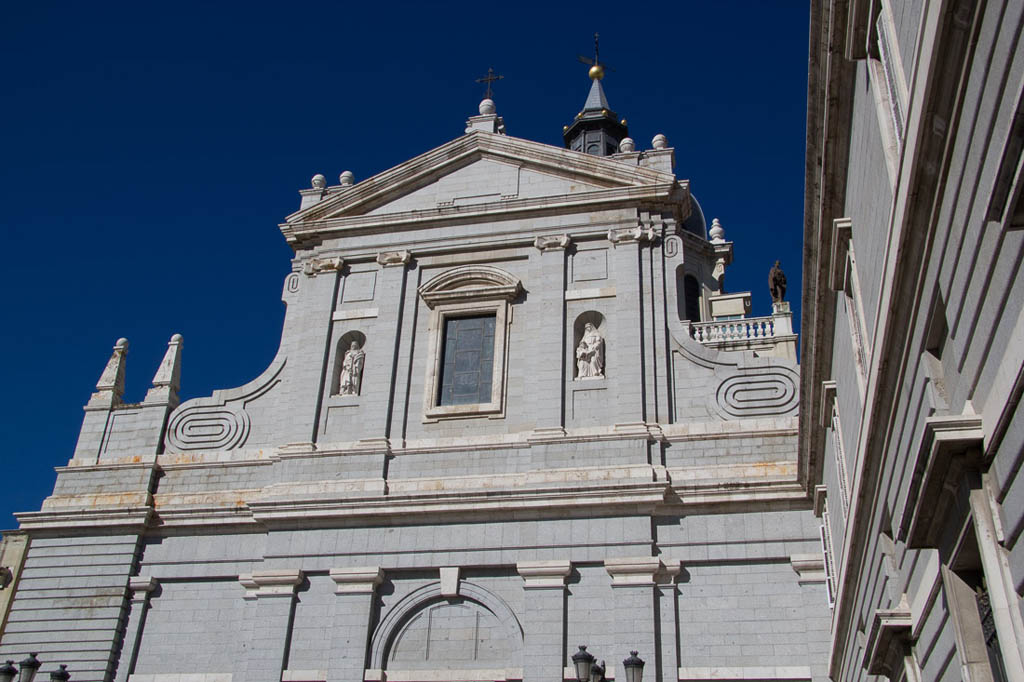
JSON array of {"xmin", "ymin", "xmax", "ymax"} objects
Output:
[
  {"xmin": 0, "ymin": 68, "xmax": 828, "ymax": 681},
  {"xmin": 803, "ymin": 0, "xmax": 1024, "ymax": 679}
]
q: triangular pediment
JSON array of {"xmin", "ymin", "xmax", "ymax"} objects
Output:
[{"xmin": 285, "ymin": 131, "xmax": 676, "ymax": 225}]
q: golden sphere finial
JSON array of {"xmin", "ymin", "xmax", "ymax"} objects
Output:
[{"xmin": 588, "ymin": 64, "xmax": 605, "ymax": 80}]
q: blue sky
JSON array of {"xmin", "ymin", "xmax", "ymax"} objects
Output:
[{"xmin": 1, "ymin": 2, "xmax": 810, "ymax": 530}]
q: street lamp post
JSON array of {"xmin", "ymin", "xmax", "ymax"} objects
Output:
[
  {"xmin": 48, "ymin": 665, "xmax": 70, "ymax": 682},
  {"xmin": 0, "ymin": 655, "xmax": 68, "ymax": 682},
  {"xmin": 571, "ymin": 645, "xmax": 644, "ymax": 682}
]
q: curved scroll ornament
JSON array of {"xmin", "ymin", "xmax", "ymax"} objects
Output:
[
  {"xmin": 166, "ymin": 406, "xmax": 251, "ymax": 451},
  {"xmin": 715, "ymin": 367, "xmax": 799, "ymax": 418},
  {"xmin": 163, "ymin": 357, "xmax": 285, "ymax": 453},
  {"xmin": 670, "ymin": 330, "xmax": 799, "ymax": 421},
  {"xmin": 664, "ymin": 234, "xmax": 683, "ymax": 258}
]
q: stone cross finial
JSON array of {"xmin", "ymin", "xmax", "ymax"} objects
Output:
[
  {"xmin": 475, "ymin": 67, "xmax": 503, "ymax": 100},
  {"xmin": 88, "ymin": 338, "xmax": 128, "ymax": 407},
  {"xmin": 145, "ymin": 334, "xmax": 183, "ymax": 405}
]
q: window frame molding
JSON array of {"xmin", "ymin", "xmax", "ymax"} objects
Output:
[{"xmin": 418, "ymin": 265, "xmax": 521, "ymax": 422}]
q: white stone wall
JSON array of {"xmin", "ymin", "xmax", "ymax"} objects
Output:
[{"xmin": 1, "ymin": 119, "xmax": 821, "ymax": 681}]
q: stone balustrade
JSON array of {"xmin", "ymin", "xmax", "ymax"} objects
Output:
[{"xmin": 690, "ymin": 316, "xmax": 776, "ymax": 343}]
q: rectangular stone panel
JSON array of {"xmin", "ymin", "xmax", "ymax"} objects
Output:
[
  {"xmin": 342, "ymin": 272, "xmax": 377, "ymax": 303},
  {"xmin": 573, "ymin": 250, "xmax": 608, "ymax": 282}
]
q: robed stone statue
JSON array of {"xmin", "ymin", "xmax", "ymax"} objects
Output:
[
  {"xmin": 769, "ymin": 260, "xmax": 787, "ymax": 303},
  {"xmin": 576, "ymin": 323, "xmax": 605, "ymax": 379},
  {"xmin": 338, "ymin": 341, "xmax": 366, "ymax": 396}
]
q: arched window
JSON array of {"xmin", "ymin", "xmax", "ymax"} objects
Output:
[
  {"xmin": 684, "ymin": 274, "xmax": 702, "ymax": 322},
  {"xmin": 418, "ymin": 264, "xmax": 522, "ymax": 419}
]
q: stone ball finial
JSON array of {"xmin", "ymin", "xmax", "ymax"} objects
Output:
[
  {"xmin": 339, "ymin": 170, "xmax": 355, "ymax": 186},
  {"xmin": 709, "ymin": 218, "xmax": 726, "ymax": 243},
  {"xmin": 619, "ymin": 137, "xmax": 636, "ymax": 153},
  {"xmin": 479, "ymin": 98, "xmax": 496, "ymax": 115},
  {"xmin": 311, "ymin": 174, "xmax": 327, "ymax": 190},
  {"xmin": 115, "ymin": 338, "xmax": 129, "ymax": 349},
  {"xmin": 652, "ymin": 134, "xmax": 668, "ymax": 150},
  {"xmin": 170, "ymin": 333, "xmax": 183, "ymax": 343}
]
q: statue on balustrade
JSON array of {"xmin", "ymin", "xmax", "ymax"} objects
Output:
[
  {"xmin": 769, "ymin": 260, "xmax": 787, "ymax": 303},
  {"xmin": 576, "ymin": 323, "xmax": 605, "ymax": 379}
]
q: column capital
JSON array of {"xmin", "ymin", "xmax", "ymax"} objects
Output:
[
  {"xmin": 533, "ymin": 234, "xmax": 571, "ymax": 251},
  {"xmin": 240, "ymin": 568, "xmax": 303, "ymax": 598},
  {"xmin": 330, "ymin": 566, "xmax": 384, "ymax": 594},
  {"xmin": 128, "ymin": 575, "xmax": 158, "ymax": 595},
  {"xmin": 517, "ymin": 559, "xmax": 571, "ymax": 588},
  {"xmin": 604, "ymin": 557, "xmax": 662, "ymax": 586}
]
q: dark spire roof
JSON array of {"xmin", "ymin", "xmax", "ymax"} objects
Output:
[{"xmin": 563, "ymin": 69, "xmax": 628, "ymax": 156}]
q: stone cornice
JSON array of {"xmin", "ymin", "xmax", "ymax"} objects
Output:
[
  {"xmin": 98, "ymin": 471, "xmax": 810, "ymax": 530},
  {"xmin": 15, "ymin": 507, "xmax": 153, "ymax": 532},
  {"xmin": 285, "ymin": 132, "xmax": 677, "ymax": 224},
  {"xmin": 281, "ymin": 182, "xmax": 685, "ymax": 247}
]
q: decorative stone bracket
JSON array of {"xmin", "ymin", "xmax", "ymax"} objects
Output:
[
  {"xmin": 377, "ymin": 250, "xmax": 412, "ymax": 267},
  {"xmin": 607, "ymin": 226, "xmax": 655, "ymax": 246},
  {"xmin": 534, "ymin": 234, "xmax": 571, "ymax": 251},
  {"xmin": 303, "ymin": 257, "xmax": 344, "ymax": 277}
]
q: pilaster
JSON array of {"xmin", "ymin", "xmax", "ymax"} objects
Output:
[
  {"xmin": 605, "ymin": 558, "xmax": 661, "ymax": 673},
  {"xmin": 517, "ymin": 560, "xmax": 571, "ymax": 682},
  {"xmin": 238, "ymin": 569, "xmax": 303, "ymax": 682},
  {"xmin": 529, "ymin": 236, "xmax": 570, "ymax": 436},
  {"xmin": 326, "ymin": 566, "xmax": 385, "ymax": 682},
  {"xmin": 114, "ymin": 576, "xmax": 158, "ymax": 682},
  {"xmin": 356, "ymin": 253, "xmax": 412, "ymax": 446},
  {"xmin": 655, "ymin": 562, "xmax": 681, "ymax": 682},
  {"xmin": 607, "ymin": 227, "xmax": 653, "ymax": 425}
]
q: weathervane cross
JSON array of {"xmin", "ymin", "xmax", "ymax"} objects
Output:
[
  {"xmin": 577, "ymin": 32, "xmax": 614, "ymax": 74},
  {"xmin": 475, "ymin": 67, "xmax": 504, "ymax": 100}
]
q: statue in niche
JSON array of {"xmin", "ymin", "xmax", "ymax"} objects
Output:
[
  {"xmin": 769, "ymin": 260, "xmax": 787, "ymax": 303},
  {"xmin": 576, "ymin": 323, "xmax": 605, "ymax": 379},
  {"xmin": 338, "ymin": 341, "xmax": 366, "ymax": 396}
]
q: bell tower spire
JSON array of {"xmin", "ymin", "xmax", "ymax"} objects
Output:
[{"xmin": 563, "ymin": 34, "xmax": 628, "ymax": 156}]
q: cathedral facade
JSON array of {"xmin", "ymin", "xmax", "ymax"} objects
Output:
[{"xmin": 0, "ymin": 71, "xmax": 827, "ymax": 681}]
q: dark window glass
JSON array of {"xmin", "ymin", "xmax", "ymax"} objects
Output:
[
  {"xmin": 684, "ymin": 275, "xmax": 701, "ymax": 322},
  {"xmin": 438, "ymin": 314, "xmax": 496, "ymax": 406},
  {"xmin": 976, "ymin": 584, "xmax": 1010, "ymax": 682}
]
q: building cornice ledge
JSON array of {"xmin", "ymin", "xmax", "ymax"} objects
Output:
[{"xmin": 15, "ymin": 507, "xmax": 153, "ymax": 532}]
